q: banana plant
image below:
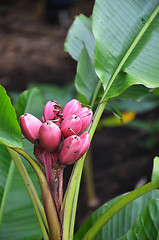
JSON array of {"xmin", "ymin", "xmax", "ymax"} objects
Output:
[{"xmin": 1, "ymin": 0, "xmax": 159, "ymax": 239}]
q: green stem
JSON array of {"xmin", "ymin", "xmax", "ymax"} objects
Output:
[
  {"xmin": 13, "ymin": 147, "xmax": 61, "ymax": 240},
  {"xmin": 69, "ymin": 172, "xmax": 83, "ymax": 240},
  {"xmin": 90, "ymin": 81, "xmax": 102, "ymax": 107},
  {"xmin": 63, "ymin": 100, "xmax": 107, "ymax": 240},
  {"xmin": 82, "ymin": 182, "xmax": 154, "ymax": 240},
  {"xmin": 83, "ymin": 148, "xmax": 99, "ymax": 207},
  {"xmin": 7, "ymin": 147, "xmax": 49, "ymax": 240},
  {"xmin": 62, "ymin": 158, "xmax": 84, "ymax": 240},
  {"xmin": 0, "ymin": 159, "xmax": 15, "ymax": 230}
]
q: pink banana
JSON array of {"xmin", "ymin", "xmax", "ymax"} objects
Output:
[
  {"xmin": 39, "ymin": 121, "xmax": 61, "ymax": 152},
  {"xmin": 19, "ymin": 113, "xmax": 42, "ymax": 144},
  {"xmin": 60, "ymin": 115, "xmax": 82, "ymax": 138},
  {"xmin": 62, "ymin": 99, "xmax": 82, "ymax": 118},
  {"xmin": 59, "ymin": 135, "xmax": 82, "ymax": 165}
]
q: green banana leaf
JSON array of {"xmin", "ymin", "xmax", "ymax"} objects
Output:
[
  {"xmin": 92, "ymin": 0, "xmax": 159, "ymax": 99},
  {"xmin": 0, "ymin": 87, "xmax": 45, "ymax": 239},
  {"xmin": 74, "ymin": 190, "xmax": 159, "ymax": 240},
  {"xmin": 119, "ymin": 198, "xmax": 159, "ymax": 240}
]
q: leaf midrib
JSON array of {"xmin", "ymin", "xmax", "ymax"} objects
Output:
[{"xmin": 102, "ymin": 4, "xmax": 159, "ymax": 101}]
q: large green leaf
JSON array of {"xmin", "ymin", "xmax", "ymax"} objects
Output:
[
  {"xmin": 64, "ymin": 14, "xmax": 100, "ymax": 104},
  {"xmin": 0, "ymin": 156, "xmax": 42, "ymax": 240},
  {"xmin": 75, "ymin": 47, "xmax": 99, "ymax": 103},
  {"xmin": 74, "ymin": 190, "xmax": 159, "ymax": 240},
  {"xmin": 0, "ymin": 144, "xmax": 13, "ymax": 227},
  {"xmin": 119, "ymin": 199, "xmax": 159, "ymax": 240},
  {"xmin": 0, "ymin": 85, "xmax": 23, "ymax": 148},
  {"xmin": 92, "ymin": 0, "xmax": 159, "ymax": 99},
  {"xmin": 64, "ymin": 14, "xmax": 95, "ymax": 62},
  {"xmin": 0, "ymin": 88, "xmax": 45, "ymax": 240}
]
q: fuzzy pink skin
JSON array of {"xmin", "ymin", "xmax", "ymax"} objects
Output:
[
  {"xmin": 39, "ymin": 121, "xmax": 61, "ymax": 152},
  {"xmin": 77, "ymin": 107, "xmax": 93, "ymax": 132},
  {"xmin": 59, "ymin": 135, "xmax": 82, "ymax": 165},
  {"xmin": 60, "ymin": 115, "xmax": 82, "ymax": 138},
  {"xmin": 76, "ymin": 132, "xmax": 90, "ymax": 161},
  {"xmin": 43, "ymin": 100, "xmax": 62, "ymax": 123},
  {"xmin": 19, "ymin": 113, "xmax": 42, "ymax": 144},
  {"xmin": 62, "ymin": 99, "xmax": 82, "ymax": 118}
]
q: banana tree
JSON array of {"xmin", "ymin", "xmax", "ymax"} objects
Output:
[{"xmin": 1, "ymin": 0, "xmax": 159, "ymax": 239}]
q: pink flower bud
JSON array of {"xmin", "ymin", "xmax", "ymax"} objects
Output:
[
  {"xmin": 43, "ymin": 100, "xmax": 62, "ymax": 123},
  {"xmin": 19, "ymin": 113, "xmax": 42, "ymax": 144},
  {"xmin": 76, "ymin": 132, "xmax": 90, "ymax": 161},
  {"xmin": 62, "ymin": 99, "xmax": 82, "ymax": 118},
  {"xmin": 59, "ymin": 135, "xmax": 82, "ymax": 165},
  {"xmin": 39, "ymin": 121, "xmax": 61, "ymax": 152},
  {"xmin": 77, "ymin": 107, "xmax": 93, "ymax": 132},
  {"xmin": 60, "ymin": 115, "xmax": 82, "ymax": 138}
]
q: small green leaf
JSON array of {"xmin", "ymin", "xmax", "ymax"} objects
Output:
[
  {"xmin": 0, "ymin": 85, "xmax": 23, "ymax": 149},
  {"xmin": 152, "ymin": 157, "xmax": 159, "ymax": 188},
  {"xmin": 153, "ymin": 88, "xmax": 159, "ymax": 97}
]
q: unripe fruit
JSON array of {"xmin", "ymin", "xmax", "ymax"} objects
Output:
[
  {"xmin": 60, "ymin": 115, "xmax": 82, "ymax": 138},
  {"xmin": 19, "ymin": 113, "xmax": 42, "ymax": 144},
  {"xmin": 76, "ymin": 132, "xmax": 90, "ymax": 161},
  {"xmin": 39, "ymin": 121, "xmax": 61, "ymax": 152},
  {"xmin": 59, "ymin": 135, "xmax": 82, "ymax": 165},
  {"xmin": 77, "ymin": 107, "xmax": 93, "ymax": 132},
  {"xmin": 62, "ymin": 99, "xmax": 82, "ymax": 118},
  {"xmin": 43, "ymin": 100, "xmax": 62, "ymax": 123}
]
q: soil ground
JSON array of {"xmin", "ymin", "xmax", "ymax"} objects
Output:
[{"xmin": 0, "ymin": 0, "xmax": 158, "ymax": 234}]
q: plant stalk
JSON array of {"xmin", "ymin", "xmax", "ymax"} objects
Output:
[
  {"xmin": 13, "ymin": 147, "xmax": 61, "ymax": 240},
  {"xmin": 63, "ymin": 100, "xmax": 107, "ymax": 239},
  {"xmin": 52, "ymin": 163, "xmax": 64, "ymax": 226},
  {"xmin": 7, "ymin": 147, "xmax": 49, "ymax": 240},
  {"xmin": 83, "ymin": 148, "xmax": 99, "ymax": 207}
]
